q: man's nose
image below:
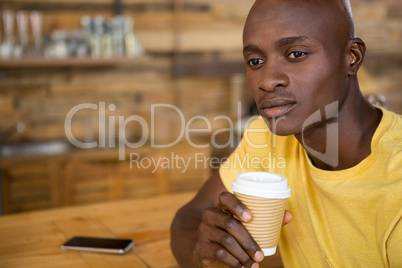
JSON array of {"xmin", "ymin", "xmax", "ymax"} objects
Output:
[{"xmin": 257, "ymin": 60, "xmax": 289, "ymax": 92}]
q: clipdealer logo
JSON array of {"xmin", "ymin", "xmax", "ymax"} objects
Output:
[
  {"xmin": 64, "ymin": 101, "xmax": 340, "ymax": 169},
  {"xmin": 301, "ymin": 101, "xmax": 339, "ymax": 167},
  {"xmin": 64, "ymin": 102, "xmax": 259, "ymax": 160}
]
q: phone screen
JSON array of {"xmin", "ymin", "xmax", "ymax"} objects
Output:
[{"xmin": 61, "ymin": 236, "xmax": 135, "ymax": 254}]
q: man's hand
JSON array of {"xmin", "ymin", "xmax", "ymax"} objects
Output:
[{"xmin": 192, "ymin": 192, "xmax": 292, "ymax": 268}]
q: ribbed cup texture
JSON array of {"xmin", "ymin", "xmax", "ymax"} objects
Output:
[{"xmin": 234, "ymin": 192, "xmax": 287, "ymax": 249}]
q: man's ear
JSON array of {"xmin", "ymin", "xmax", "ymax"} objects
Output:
[{"xmin": 347, "ymin": 38, "xmax": 366, "ymax": 75}]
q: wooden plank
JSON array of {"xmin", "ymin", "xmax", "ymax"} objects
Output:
[
  {"xmin": 0, "ymin": 192, "xmax": 195, "ymax": 267},
  {"xmin": 173, "ymin": 60, "xmax": 245, "ymax": 77},
  {"xmin": 353, "ymin": 3, "xmax": 388, "ymax": 21},
  {"xmin": 0, "ymin": 0, "xmax": 208, "ymax": 14},
  {"xmin": 8, "ymin": 178, "xmax": 49, "ymax": 194},
  {"xmin": 1, "ymin": 0, "xmax": 114, "ymax": 4},
  {"xmin": 356, "ymin": 21, "xmax": 402, "ymax": 52},
  {"xmin": 0, "ymin": 221, "xmax": 88, "ymax": 267},
  {"xmin": 77, "ymin": 253, "xmax": 148, "ymax": 268},
  {"xmin": 134, "ymin": 239, "xmax": 179, "ymax": 268},
  {"xmin": 1, "ymin": 171, "xmax": 11, "ymax": 214},
  {"xmin": 73, "ymin": 179, "xmax": 109, "ymax": 194},
  {"xmin": 133, "ymin": 10, "xmax": 213, "ymax": 30},
  {"xmin": 0, "ymin": 57, "xmax": 150, "ymax": 69},
  {"xmin": 0, "ymin": 254, "xmax": 89, "ymax": 268},
  {"xmin": 73, "ymin": 192, "xmax": 109, "ymax": 205},
  {"xmin": 7, "ymin": 200, "xmax": 51, "ymax": 213},
  {"xmin": 95, "ymin": 195, "xmax": 192, "ymax": 236},
  {"xmin": 9, "ymin": 188, "xmax": 49, "ymax": 202},
  {"xmin": 137, "ymin": 27, "xmax": 243, "ymax": 52},
  {"xmin": 5, "ymin": 162, "xmax": 48, "ymax": 175},
  {"xmin": 0, "ymin": 91, "xmax": 14, "ymax": 115},
  {"xmin": 2, "ymin": 160, "xmax": 55, "ymax": 213}
]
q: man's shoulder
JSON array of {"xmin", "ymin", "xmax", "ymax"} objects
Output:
[
  {"xmin": 375, "ymin": 108, "xmax": 402, "ymax": 176},
  {"xmin": 380, "ymin": 107, "xmax": 402, "ymax": 143}
]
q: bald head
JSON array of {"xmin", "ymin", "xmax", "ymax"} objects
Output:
[
  {"xmin": 245, "ymin": 0, "xmax": 356, "ymax": 47},
  {"xmin": 339, "ymin": 0, "xmax": 355, "ymax": 37}
]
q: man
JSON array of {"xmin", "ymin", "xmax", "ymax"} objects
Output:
[{"xmin": 170, "ymin": 0, "xmax": 402, "ymax": 267}]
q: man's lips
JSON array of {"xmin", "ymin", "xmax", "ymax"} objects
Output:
[{"xmin": 259, "ymin": 99, "xmax": 296, "ymax": 118}]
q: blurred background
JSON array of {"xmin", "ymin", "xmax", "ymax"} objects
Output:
[{"xmin": 0, "ymin": 0, "xmax": 401, "ymax": 214}]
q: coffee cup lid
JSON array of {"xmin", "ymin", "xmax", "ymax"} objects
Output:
[{"xmin": 231, "ymin": 172, "xmax": 291, "ymax": 199}]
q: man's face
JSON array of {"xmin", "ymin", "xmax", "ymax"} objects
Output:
[{"xmin": 243, "ymin": 1, "xmax": 350, "ymax": 136}]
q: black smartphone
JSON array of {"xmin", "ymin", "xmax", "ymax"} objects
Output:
[{"xmin": 61, "ymin": 236, "xmax": 135, "ymax": 254}]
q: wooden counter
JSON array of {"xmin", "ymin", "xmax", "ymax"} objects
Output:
[
  {"xmin": 1, "ymin": 143, "xmax": 211, "ymax": 214},
  {"xmin": 0, "ymin": 191, "xmax": 195, "ymax": 267}
]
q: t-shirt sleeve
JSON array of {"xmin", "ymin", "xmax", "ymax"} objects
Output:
[
  {"xmin": 219, "ymin": 117, "xmax": 271, "ymax": 192},
  {"xmin": 387, "ymin": 215, "xmax": 402, "ymax": 267},
  {"xmin": 219, "ymin": 137, "xmax": 247, "ymax": 193}
]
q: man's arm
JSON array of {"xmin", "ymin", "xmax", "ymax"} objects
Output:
[
  {"xmin": 387, "ymin": 215, "xmax": 402, "ymax": 267},
  {"xmin": 170, "ymin": 171, "xmax": 227, "ymax": 267},
  {"xmin": 170, "ymin": 170, "xmax": 289, "ymax": 267}
]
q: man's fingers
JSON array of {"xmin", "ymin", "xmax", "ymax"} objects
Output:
[
  {"xmin": 283, "ymin": 210, "xmax": 293, "ymax": 226},
  {"xmin": 198, "ymin": 220, "xmax": 252, "ymax": 265},
  {"xmin": 194, "ymin": 240, "xmax": 257, "ymax": 268},
  {"xmin": 202, "ymin": 207, "xmax": 263, "ymax": 263},
  {"xmin": 218, "ymin": 192, "xmax": 253, "ymax": 223},
  {"xmin": 193, "ymin": 239, "xmax": 242, "ymax": 268}
]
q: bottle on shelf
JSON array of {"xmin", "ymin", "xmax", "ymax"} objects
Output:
[
  {"xmin": 1, "ymin": 10, "xmax": 15, "ymax": 58},
  {"xmin": 16, "ymin": 11, "xmax": 29, "ymax": 57},
  {"xmin": 30, "ymin": 10, "xmax": 43, "ymax": 57}
]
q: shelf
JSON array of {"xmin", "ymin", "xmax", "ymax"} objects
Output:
[
  {"xmin": 0, "ymin": 56, "xmax": 150, "ymax": 68},
  {"xmin": 173, "ymin": 60, "xmax": 246, "ymax": 77},
  {"xmin": 0, "ymin": 57, "xmax": 248, "ymax": 77}
]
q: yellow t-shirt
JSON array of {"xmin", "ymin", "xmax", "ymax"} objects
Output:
[{"xmin": 219, "ymin": 107, "xmax": 402, "ymax": 267}]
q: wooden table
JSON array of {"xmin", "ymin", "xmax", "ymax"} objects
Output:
[{"xmin": 0, "ymin": 192, "xmax": 195, "ymax": 267}]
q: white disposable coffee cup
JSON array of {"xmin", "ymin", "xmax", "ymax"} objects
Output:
[{"xmin": 231, "ymin": 172, "xmax": 291, "ymax": 256}]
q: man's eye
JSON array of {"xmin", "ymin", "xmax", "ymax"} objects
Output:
[
  {"xmin": 248, "ymin": 59, "xmax": 264, "ymax": 66},
  {"xmin": 288, "ymin": 51, "xmax": 306, "ymax": 59}
]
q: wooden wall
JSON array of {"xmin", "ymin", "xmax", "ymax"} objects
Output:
[
  {"xmin": 0, "ymin": 0, "xmax": 252, "ymax": 213},
  {"xmin": 0, "ymin": 0, "xmax": 253, "ymax": 144},
  {"xmin": 0, "ymin": 0, "xmax": 401, "ymax": 144},
  {"xmin": 351, "ymin": 0, "xmax": 402, "ymax": 113},
  {"xmin": 0, "ymin": 0, "xmax": 401, "ymax": 213}
]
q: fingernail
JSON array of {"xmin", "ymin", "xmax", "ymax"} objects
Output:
[
  {"xmin": 242, "ymin": 211, "xmax": 252, "ymax": 221},
  {"xmin": 251, "ymin": 263, "xmax": 259, "ymax": 268},
  {"xmin": 254, "ymin": 250, "xmax": 264, "ymax": 262}
]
